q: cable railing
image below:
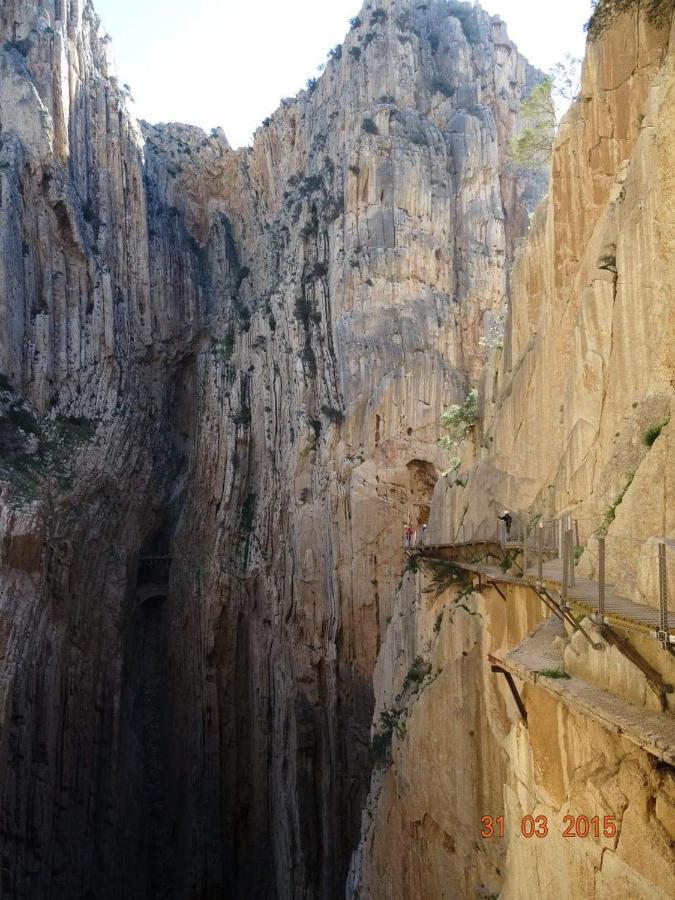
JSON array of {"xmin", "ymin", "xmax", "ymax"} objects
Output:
[{"xmin": 407, "ymin": 513, "xmax": 673, "ymax": 649}]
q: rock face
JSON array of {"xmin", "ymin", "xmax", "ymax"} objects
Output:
[
  {"xmin": 351, "ymin": 5, "xmax": 675, "ymax": 900},
  {"xmin": 0, "ymin": 1, "xmax": 540, "ymax": 897}
]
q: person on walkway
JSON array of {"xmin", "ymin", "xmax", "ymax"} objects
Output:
[
  {"xmin": 421, "ymin": 523, "xmax": 428, "ymax": 545},
  {"xmin": 404, "ymin": 525, "xmax": 413, "ymax": 549},
  {"xmin": 498, "ymin": 510, "xmax": 512, "ymax": 539}
]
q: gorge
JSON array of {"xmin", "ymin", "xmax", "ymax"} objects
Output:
[{"xmin": 0, "ymin": 1, "xmax": 674, "ymax": 898}]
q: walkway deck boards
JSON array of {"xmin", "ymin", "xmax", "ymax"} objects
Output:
[
  {"xmin": 495, "ymin": 619, "xmax": 675, "ymax": 766},
  {"xmin": 414, "ymin": 543, "xmax": 673, "ymax": 639}
]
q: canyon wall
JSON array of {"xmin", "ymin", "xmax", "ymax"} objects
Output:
[
  {"xmin": 0, "ymin": 1, "xmax": 541, "ymax": 897},
  {"xmin": 352, "ymin": 4, "xmax": 675, "ymax": 899}
]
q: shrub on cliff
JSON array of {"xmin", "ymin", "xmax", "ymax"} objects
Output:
[
  {"xmin": 321, "ymin": 405, "xmax": 344, "ymax": 425},
  {"xmin": 439, "ymin": 390, "xmax": 479, "ymax": 468},
  {"xmin": 510, "ymin": 56, "xmax": 580, "ymax": 169},
  {"xmin": 586, "ymin": 0, "xmax": 673, "ymax": 40},
  {"xmin": 509, "ymin": 78, "xmax": 557, "ymax": 168},
  {"xmin": 372, "ymin": 707, "xmax": 404, "ymax": 767},
  {"xmin": 430, "ymin": 76, "xmax": 455, "ymax": 98},
  {"xmin": 402, "ymin": 657, "xmax": 432, "ymax": 694},
  {"xmin": 643, "ymin": 420, "xmax": 669, "ymax": 447},
  {"xmin": 362, "ymin": 117, "xmax": 379, "ymax": 135}
]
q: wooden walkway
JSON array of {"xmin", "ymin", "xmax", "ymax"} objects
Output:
[
  {"xmin": 494, "ymin": 618, "xmax": 675, "ymax": 765},
  {"xmin": 412, "ymin": 541, "xmax": 674, "ymax": 646}
]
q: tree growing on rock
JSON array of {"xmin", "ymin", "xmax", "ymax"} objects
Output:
[{"xmin": 510, "ymin": 55, "xmax": 581, "ymax": 169}]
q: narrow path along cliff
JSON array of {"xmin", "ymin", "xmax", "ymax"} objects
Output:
[{"xmin": 0, "ymin": 1, "xmax": 674, "ymax": 899}]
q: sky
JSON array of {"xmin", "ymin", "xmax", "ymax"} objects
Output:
[{"xmin": 94, "ymin": 0, "xmax": 593, "ymax": 149}]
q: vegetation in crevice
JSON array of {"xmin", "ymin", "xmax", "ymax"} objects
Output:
[
  {"xmin": 401, "ymin": 656, "xmax": 432, "ymax": 694},
  {"xmin": 439, "ymin": 389, "xmax": 479, "ymax": 469},
  {"xmin": 0, "ymin": 405, "xmax": 101, "ymax": 503},
  {"xmin": 537, "ymin": 668, "xmax": 571, "ymax": 680},
  {"xmin": 643, "ymin": 419, "xmax": 669, "ymax": 447},
  {"xmin": 597, "ymin": 474, "xmax": 636, "ymax": 536},
  {"xmin": 372, "ymin": 707, "xmax": 404, "ymax": 767},
  {"xmin": 422, "ymin": 558, "xmax": 471, "ymax": 597},
  {"xmin": 586, "ymin": 0, "xmax": 673, "ymax": 40}
]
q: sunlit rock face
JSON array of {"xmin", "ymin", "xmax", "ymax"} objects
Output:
[
  {"xmin": 0, "ymin": 0, "xmax": 540, "ymax": 896},
  {"xmin": 351, "ymin": 6, "xmax": 675, "ymax": 900}
]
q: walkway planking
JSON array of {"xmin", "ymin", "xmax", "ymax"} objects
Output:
[
  {"xmin": 412, "ymin": 541, "xmax": 674, "ymax": 643},
  {"xmin": 493, "ymin": 618, "xmax": 675, "ymax": 766}
]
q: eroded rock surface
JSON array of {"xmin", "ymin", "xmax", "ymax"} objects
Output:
[
  {"xmin": 353, "ymin": 6, "xmax": 675, "ymax": 900},
  {"xmin": 0, "ymin": 1, "xmax": 540, "ymax": 897}
]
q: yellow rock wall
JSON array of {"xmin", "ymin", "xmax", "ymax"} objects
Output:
[{"xmin": 354, "ymin": 6, "xmax": 675, "ymax": 899}]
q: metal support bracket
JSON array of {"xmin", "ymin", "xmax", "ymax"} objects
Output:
[
  {"xmin": 491, "ymin": 583, "xmax": 508, "ymax": 604},
  {"xmin": 600, "ymin": 625, "xmax": 673, "ymax": 712},
  {"xmin": 490, "ymin": 658, "xmax": 528, "ymax": 724}
]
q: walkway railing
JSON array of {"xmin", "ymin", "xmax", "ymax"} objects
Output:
[{"xmin": 407, "ymin": 515, "xmax": 673, "ymax": 651}]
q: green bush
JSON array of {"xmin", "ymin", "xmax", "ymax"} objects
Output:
[
  {"xmin": 321, "ymin": 405, "xmax": 344, "ymax": 425},
  {"xmin": 350, "ymin": 16, "xmax": 362, "ymax": 29},
  {"xmin": 643, "ymin": 420, "xmax": 668, "ymax": 447},
  {"xmin": 586, "ymin": 0, "xmax": 673, "ymax": 40},
  {"xmin": 349, "ymin": 46, "xmax": 362, "ymax": 60},
  {"xmin": 402, "ymin": 656, "xmax": 432, "ymax": 693},
  {"xmin": 6, "ymin": 404, "xmax": 40, "ymax": 436},
  {"xmin": 372, "ymin": 707, "xmax": 404, "ymax": 767},
  {"xmin": 537, "ymin": 668, "xmax": 571, "ymax": 680},
  {"xmin": 362, "ymin": 117, "xmax": 379, "ymax": 135},
  {"xmin": 299, "ymin": 175, "xmax": 323, "ymax": 195},
  {"xmin": 328, "ymin": 44, "xmax": 342, "ymax": 61},
  {"xmin": 440, "ymin": 390, "xmax": 478, "ymax": 466},
  {"xmin": 431, "ymin": 76, "xmax": 455, "ymax": 98},
  {"xmin": 294, "ymin": 295, "xmax": 312, "ymax": 328},
  {"xmin": 0, "ymin": 373, "xmax": 13, "ymax": 392},
  {"xmin": 509, "ymin": 78, "xmax": 556, "ymax": 169},
  {"xmin": 371, "ymin": 8, "xmax": 387, "ymax": 25},
  {"xmin": 213, "ymin": 331, "xmax": 235, "ymax": 363}
]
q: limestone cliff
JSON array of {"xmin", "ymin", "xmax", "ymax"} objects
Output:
[
  {"xmin": 0, "ymin": 1, "xmax": 540, "ymax": 897},
  {"xmin": 351, "ymin": 4, "xmax": 675, "ymax": 899}
]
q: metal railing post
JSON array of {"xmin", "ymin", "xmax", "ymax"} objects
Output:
[
  {"xmin": 598, "ymin": 537, "xmax": 605, "ymax": 621},
  {"xmin": 538, "ymin": 524, "xmax": 544, "ymax": 585},
  {"xmin": 523, "ymin": 525, "xmax": 529, "ymax": 579},
  {"xmin": 569, "ymin": 529, "xmax": 576, "ymax": 588},
  {"xmin": 561, "ymin": 531, "xmax": 569, "ymax": 606},
  {"xmin": 659, "ymin": 542, "xmax": 668, "ymax": 636}
]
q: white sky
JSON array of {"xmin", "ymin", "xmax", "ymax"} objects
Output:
[{"xmin": 94, "ymin": 0, "xmax": 593, "ymax": 149}]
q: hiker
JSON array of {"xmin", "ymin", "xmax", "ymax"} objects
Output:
[
  {"xmin": 498, "ymin": 510, "xmax": 512, "ymax": 539},
  {"xmin": 404, "ymin": 525, "xmax": 413, "ymax": 549},
  {"xmin": 421, "ymin": 523, "xmax": 428, "ymax": 544}
]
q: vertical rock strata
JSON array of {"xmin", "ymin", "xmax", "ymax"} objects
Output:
[
  {"xmin": 352, "ymin": 6, "xmax": 675, "ymax": 900},
  {"xmin": 0, "ymin": 1, "xmax": 539, "ymax": 897}
]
